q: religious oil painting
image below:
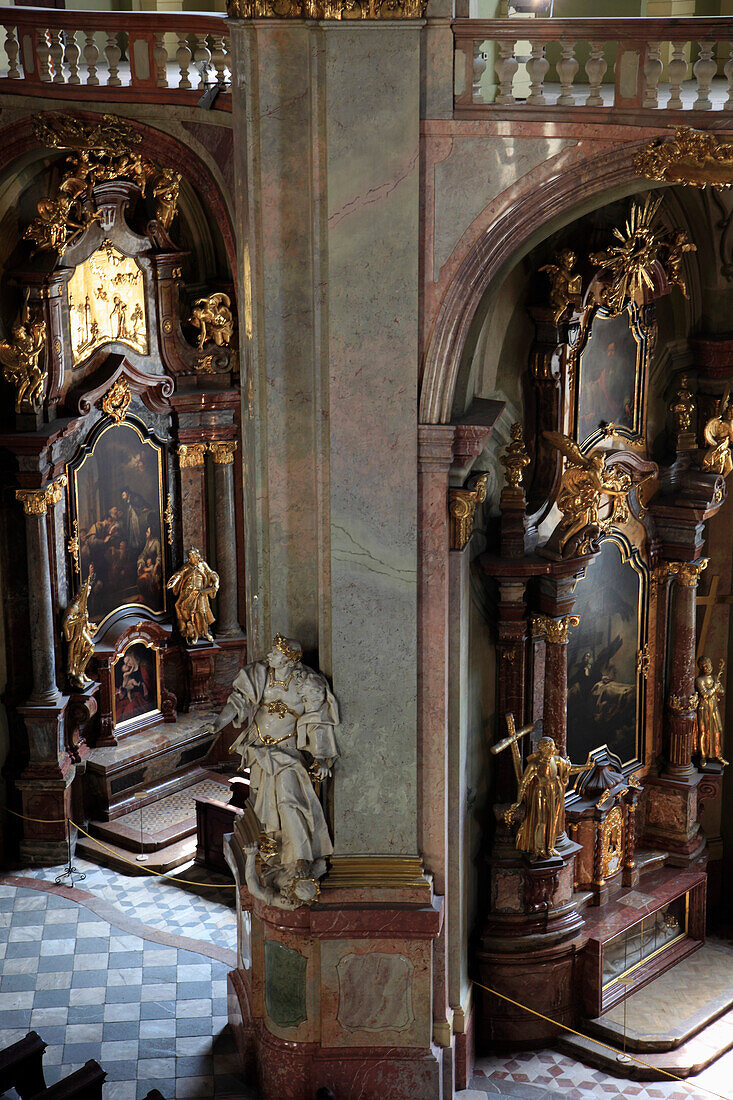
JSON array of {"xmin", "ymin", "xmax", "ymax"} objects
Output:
[
  {"xmin": 71, "ymin": 421, "xmax": 165, "ymax": 624},
  {"xmin": 112, "ymin": 641, "xmax": 161, "ymax": 731},
  {"xmin": 576, "ymin": 306, "xmax": 642, "ymax": 447},
  {"xmin": 567, "ymin": 537, "xmax": 645, "ymax": 766},
  {"xmin": 67, "ymin": 240, "xmax": 147, "ymax": 366}
]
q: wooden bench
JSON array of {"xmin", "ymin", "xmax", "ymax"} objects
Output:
[
  {"xmin": 28, "ymin": 1059, "xmax": 106, "ymax": 1099},
  {"xmin": 0, "ymin": 1031, "xmax": 47, "ymax": 1099}
]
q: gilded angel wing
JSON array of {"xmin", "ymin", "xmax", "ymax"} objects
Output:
[{"xmin": 543, "ymin": 430, "xmax": 588, "ymax": 469}]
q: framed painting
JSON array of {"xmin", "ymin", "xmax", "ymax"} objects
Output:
[
  {"xmin": 68, "ymin": 418, "xmax": 166, "ymax": 628},
  {"xmin": 566, "ymin": 534, "xmax": 648, "ymax": 768},
  {"xmin": 111, "ymin": 639, "xmax": 162, "ymax": 733},
  {"xmin": 572, "ymin": 304, "xmax": 647, "ymax": 451}
]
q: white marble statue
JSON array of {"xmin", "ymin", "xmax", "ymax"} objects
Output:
[{"xmin": 202, "ymin": 634, "xmax": 339, "ymax": 908}]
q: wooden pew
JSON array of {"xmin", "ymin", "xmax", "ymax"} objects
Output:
[
  {"xmin": 0, "ymin": 1030, "xmax": 47, "ymax": 1098},
  {"xmin": 28, "ymin": 1059, "xmax": 106, "ymax": 1099}
]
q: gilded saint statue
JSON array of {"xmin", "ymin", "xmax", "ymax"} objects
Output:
[
  {"xmin": 508, "ymin": 736, "xmax": 592, "ymax": 861},
  {"xmin": 702, "ymin": 389, "xmax": 733, "ymax": 477},
  {"xmin": 201, "ymin": 634, "xmax": 339, "ymax": 909},
  {"xmin": 167, "ymin": 547, "xmax": 219, "ymax": 645},
  {"xmin": 539, "ymin": 249, "xmax": 583, "ymax": 324},
  {"xmin": 670, "ymin": 375, "xmax": 695, "ymax": 438},
  {"xmin": 544, "ymin": 432, "xmax": 632, "ymax": 556},
  {"xmin": 63, "ymin": 565, "xmax": 98, "ymax": 689},
  {"xmin": 152, "ymin": 169, "xmax": 181, "ymax": 231},
  {"xmin": 695, "ymin": 656, "xmax": 728, "ymax": 767}
]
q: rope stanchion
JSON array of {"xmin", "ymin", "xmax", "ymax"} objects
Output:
[{"xmin": 472, "ymin": 978, "xmax": 731, "ymax": 1100}]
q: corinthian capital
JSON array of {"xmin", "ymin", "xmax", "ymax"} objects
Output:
[{"xmin": 532, "ymin": 613, "xmax": 580, "ymax": 643}]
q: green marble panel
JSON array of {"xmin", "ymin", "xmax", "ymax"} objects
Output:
[{"xmin": 264, "ymin": 939, "xmax": 307, "ymax": 1029}]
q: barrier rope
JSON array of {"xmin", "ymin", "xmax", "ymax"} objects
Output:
[
  {"xmin": 4, "ymin": 807, "xmax": 68, "ymax": 824},
  {"xmin": 472, "ymin": 978, "xmax": 731, "ymax": 1100}
]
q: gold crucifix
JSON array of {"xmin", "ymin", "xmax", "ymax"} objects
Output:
[{"xmin": 491, "ymin": 713, "xmax": 536, "ymax": 786}]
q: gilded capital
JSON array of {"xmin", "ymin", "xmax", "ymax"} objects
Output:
[
  {"xmin": 500, "ymin": 423, "xmax": 530, "ymax": 491},
  {"xmin": 532, "ymin": 613, "xmax": 580, "ymax": 643},
  {"xmin": 667, "ymin": 558, "xmax": 709, "ymax": 587},
  {"xmin": 449, "ymin": 473, "xmax": 488, "ymax": 551},
  {"xmin": 177, "ymin": 443, "xmax": 207, "ymax": 469},
  {"xmin": 209, "ymin": 441, "xmax": 238, "ymax": 465},
  {"xmin": 16, "ymin": 474, "xmax": 67, "ymax": 516}
]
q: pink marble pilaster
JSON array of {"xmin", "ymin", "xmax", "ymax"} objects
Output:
[
  {"xmin": 417, "ymin": 422, "xmax": 455, "ymax": 1045},
  {"xmin": 665, "ymin": 569, "xmax": 700, "ymax": 779}
]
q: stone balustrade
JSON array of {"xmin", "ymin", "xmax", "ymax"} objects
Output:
[
  {"xmin": 0, "ymin": 5, "xmax": 231, "ymax": 106},
  {"xmin": 454, "ymin": 18, "xmax": 733, "ymax": 117}
]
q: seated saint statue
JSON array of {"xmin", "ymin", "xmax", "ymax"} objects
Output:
[
  {"xmin": 509, "ymin": 736, "xmax": 590, "ymax": 861},
  {"xmin": 202, "ymin": 633, "xmax": 339, "ymax": 908},
  {"xmin": 695, "ymin": 656, "xmax": 728, "ymax": 767}
]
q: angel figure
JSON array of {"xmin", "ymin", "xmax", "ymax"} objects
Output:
[
  {"xmin": 152, "ymin": 169, "xmax": 181, "ymax": 231},
  {"xmin": 662, "ymin": 229, "xmax": 696, "ymax": 300},
  {"xmin": 702, "ymin": 389, "xmax": 733, "ymax": 478},
  {"xmin": 544, "ymin": 431, "xmax": 632, "ymax": 556},
  {"xmin": 539, "ymin": 249, "xmax": 583, "ymax": 324},
  {"xmin": 189, "ymin": 293, "xmax": 234, "ymax": 348},
  {"xmin": 0, "ymin": 308, "xmax": 47, "ymax": 413}
]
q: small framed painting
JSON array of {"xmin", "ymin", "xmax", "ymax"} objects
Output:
[{"xmin": 111, "ymin": 639, "xmax": 162, "ymax": 733}]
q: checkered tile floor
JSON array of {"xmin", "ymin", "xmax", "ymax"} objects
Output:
[
  {"xmin": 0, "ymin": 871, "xmax": 261, "ymax": 1100},
  {"xmin": 460, "ymin": 1046, "xmax": 733, "ymax": 1099}
]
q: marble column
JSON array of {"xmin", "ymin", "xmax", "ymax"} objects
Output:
[
  {"xmin": 16, "ymin": 484, "xmax": 63, "ymax": 706},
  {"xmin": 664, "ymin": 558, "xmax": 708, "ymax": 779},
  {"xmin": 209, "ymin": 441, "xmax": 243, "ymax": 639},
  {"xmin": 531, "ymin": 613, "xmax": 579, "ymax": 756},
  {"xmin": 177, "ymin": 443, "xmax": 208, "ymax": 555}
]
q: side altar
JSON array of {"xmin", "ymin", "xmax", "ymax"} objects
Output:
[{"xmin": 474, "ymin": 200, "xmax": 728, "ymax": 1048}]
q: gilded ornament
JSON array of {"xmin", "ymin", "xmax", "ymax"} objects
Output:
[
  {"xmin": 599, "ymin": 806, "xmax": 625, "ymax": 879},
  {"xmin": 189, "ymin": 294, "xmax": 234, "ymax": 349},
  {"xmin": 668, "ymin": 691, "xmax": 699, "ymax": 712},
  {"xmin": 63, "ymin": 565, "xmax": 98, "ymax": 689},
  {"xmin": 0, "ymin": 305, "xmax": 47, "ymax": 413},
  {"xmin": 506, "ymin": 735, "xmax": 593, "ymax": 862},
  {"xmin": 68, "ymin": 518, "xmax": 81, "ymax": 575},
  {"xmin": 544, "ymin": 432, "xmax": 632, "ymax": 556},
  {"xmin": 500, "ymin": 423, "xmax": 530, "ymax": 490},
  {"xmin": 670, "ymin": 375, "xmax": 696, "ymax": 442},
  {"xmin": 695, "ymin": 656, "xmax": 728, "ymax": 766},
  {"xmin": 68, "ymin": 241, "xmax": 147, "ymax": 365},
  {"xmin": 634, "ymin": 127, "xmax": 733, "ymax": 189},
  {"xmin": 636, "ymin": 644, "xmax": 650, "ymax": 680},
  {"xmin": 24, "ymin": 192, "xmax": 101, "ymax": 258},
  {"xmin": 16, "ymin": 474, "xmax": 67, "ymax": 516},
  {"xmin": 702, "ymin": 389, "xmax": 733, "ymax": 477},
  {"xmin": 209, "ymin": 441, "xmax": 238, "ymax": 465},
  {"xmin": 163, "ymin": 494, "xmax": 174, "ymax": 547},
  {"xmin": 590, "ymin": 195, "xmax": 662, "ymax": 313},
  {"xmin": 667, "ymin": 558, "xmax": 708, "ymax": 587},
  {"xmin": 101, "ymin": 377, "xmax": 132, "ymax": 424},
  {"xmin": 167, "ymin": 547, "xmax": 219, "ymax": 645},
  {"xmin": 531, "ymin": 613, "xmax": 580, "ymax": 644},
  {"xmin": 448, "ymin": 473, "xmax": 488, "ymax": 551},
  {"xmin": 177, "ymin": 443, "xmax": 208, "ymax": 469},
  {"xmin": 538, "ymin": 249, "xmax": 583, "ymax": 323}
]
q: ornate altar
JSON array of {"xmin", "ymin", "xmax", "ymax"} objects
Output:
[
  {"xmin": 475, "ymin": 197, "xmax": 726, "ymax": 1047},
  {"xmin": 0, "ymin": 113, "xmax": 246, "ymax": 868}
]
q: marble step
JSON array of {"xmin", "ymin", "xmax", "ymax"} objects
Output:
[{"xmin": 76, "ymin": 828, "xmax": 197, "ymax": 876}]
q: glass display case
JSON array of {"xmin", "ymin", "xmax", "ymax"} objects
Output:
[{"xmin": 602, "ymin": 894, "xmax": 687, "ymax": 989}]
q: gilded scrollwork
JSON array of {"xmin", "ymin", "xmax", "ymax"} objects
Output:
[
  {"xmin": 0, "ymin": 305, "xmax": 47, "ymax": 413},
  {"xmin": 668, "ymin": 691, "xmax": 699, "ymax": 712},
  {"xmin": 599, "ymin": 806, "xmax": 625, "ymax": 879},
  {"xmin": 634, "ymin": 127, "xmax": 733, "ymax": 189},
  {"xmin": 448, "ymin": 473, "xmax": 488, "ymax": 551},
  {"xmin": 101, "ymin": 377, "xmax": 132, "ymax": 424},
  {"xmin": 543, "ymin": 432, "xmax": 632, "ymax": 556},
  {"xmin": 500, "ymin": 423, "xmax": 530, "ymax": 490}
]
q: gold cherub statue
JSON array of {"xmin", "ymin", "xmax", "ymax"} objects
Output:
[
  {"xmin": 695, "ymin": 655, "xmax": 728, "ymax": 767},
  {"xmin": 0, "ymin": 304, "xmax": 48, "ymax": 414},
  {"xmin": 189, "ymin": 293, "xmax": 234, "ymax": 348},
  {"xmin": 508, "ymin": 733, "xmax": 592, "ymax": 861},
  {"xmin": 63, "ymin": 565, "xmax": 98, "ymax": 689},
  {"xmin": 167, "ymin": 547, "xmax": 220, "ymax": 645},
  {"xmin": 539, "ymin": 249, "xmax": 583, "ymax": 324},
  {"xmin": 662, "ymin": 229, "xmax": 696, "ymax": 300},
  {"xmin": 544, "ymin": 432, "xmax": 632, "ymax": 556},
  {"xmin": 702, "ymin": 389, "xmax": 733, "ymax": 477}
]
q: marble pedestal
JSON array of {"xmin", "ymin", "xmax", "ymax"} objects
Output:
[
  {"xmin": 642, "ymin": 774, "xmax": 706, "ymax": 866},
  {"xmin": 16, "ymin": 700, "xmax": 74, "ymax": 864},
  {"xmin": 224, "ymin": 835, "xmax": 444, "ymax": 1100}
]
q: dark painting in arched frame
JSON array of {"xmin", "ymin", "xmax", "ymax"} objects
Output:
[{"xmin": 566, "ymin": 534, "xmax": 648, "ymax": 769}]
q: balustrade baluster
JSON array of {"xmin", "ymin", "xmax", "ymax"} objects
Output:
[
  {"xmin": 64, "ymin": 30, "xmax": 81, "ymax": 85},
  {"xmin": 5, "ymin": 26, "xmax": 21, "ymax": 79},
  {"xmin": 176, "ymin": 33, "xmax": 193, "ymax": 90},
  {"xmin": 725, "ymin": 44, "xmax": 733, "ymax": 111},
  {"xmin": 210, "ymin": 34, "xmax": 228, "ymax": 86},
  {"xmin": 193, "ymin": 33, "xmax": 211, "ymax": 89},
  {"xmin": 50, "ymin": 30, "xmax": 64, "ymax": 83},
  {"xmin": 584, "ymin": 41, "xmax": 607, "ymax": 106},
  {"xmin": 526, "ymin": 41, "xmax": 549, "ymax": 105},
  {"xmin": 472, "ymin": 40, "xmax": 487, "ymax": 104},
  {"xmin": 105, "ymin": 31, "xmax": 122, "ymax": 86},
  {"xmin": 667, "ymin": 42, "xmax": 687, "ymax": 109},
  {"xmin": 83, "ymin": 31, "xmax": 99, "ymax": 85},
  {"xmin": 556, "ymin": 40, "xmax": 578, "ymax": 106},
  {"xmin": 37, "ymin": 29, "xmax": 52, "ymax": 83},
  {"xmin": 154, "ymin": 34, "xmax": 169, "ymax": 88},
  {"xmin": 642, "ymin": 41, "xmax": 662, "ymax": 108},
  {"xmin": 693, "ymin": 40, "xmax": 716, "ymax": 110},
  {"xmin": 495, "ymin": 40, "xmax": 518, "ymax": 105}
]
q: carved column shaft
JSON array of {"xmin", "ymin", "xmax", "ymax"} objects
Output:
[
  {"xmin": 177, "ymin": 443, "xmax": 208, "ymax": 554},
  {"xmin": 210, "ymin": 441, "xmax": 243, "ymax": 639},
  {"xmin": 665, "ymin": 559, "xmax": 707, "ymax": 777},
  {"xmin": 17, "ymin": 486, "xmax": 64, "ymax": 706},
  {"xmin": 496, "ymin": 581, "xmax": 528, "ymax": 804},
  {"xmin": 532, "ymin": 614, "xmax": 578, "ymax": 757}
]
